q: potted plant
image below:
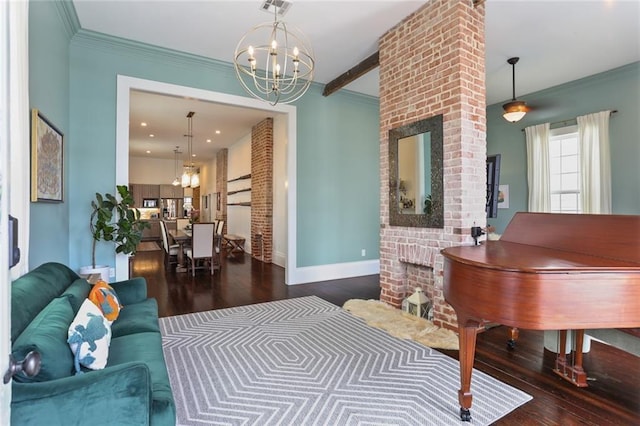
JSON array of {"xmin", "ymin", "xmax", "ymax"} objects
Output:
[{"xmin": 80, "ymin": 185, "xmax": 149, "ymax": 281}]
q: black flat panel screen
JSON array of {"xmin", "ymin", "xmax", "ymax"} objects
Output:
[{"xmin": 486, "ymin": 154, "xmax": 501, "ymax": 218}]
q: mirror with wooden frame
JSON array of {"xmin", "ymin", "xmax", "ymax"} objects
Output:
[{"xmin": 388, "ymin": 114, "xmax": 443, "ymax": 228}]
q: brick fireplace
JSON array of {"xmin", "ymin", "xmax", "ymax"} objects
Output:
[{"xmin": 379, "ymin": 0, "xmax": 487, "ymax": 330}]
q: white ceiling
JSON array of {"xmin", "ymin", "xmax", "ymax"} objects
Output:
[{"xmin": 72, "ymin": 0, "xmax": 640, "ymax": 163}]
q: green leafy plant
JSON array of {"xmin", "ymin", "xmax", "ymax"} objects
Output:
[{"xmin": 90, "ymin": 185, "xmax": 149, "ymax": 268}]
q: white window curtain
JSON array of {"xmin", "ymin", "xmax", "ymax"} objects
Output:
[
  {"xmin": 577, "ymin": 110, "xmax": 611, "ymax": 214},
  {"xmin": 525, "ymin": 123, "xmax": 551, "ymax": 212},
  {"xmin": 8, "ymin": 1, "xmax": 30, "ymax": 279}
]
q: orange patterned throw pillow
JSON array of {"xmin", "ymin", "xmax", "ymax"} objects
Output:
[{"xmin": 88, "ymin": 280, "xmax": 122, "ymax": 322}]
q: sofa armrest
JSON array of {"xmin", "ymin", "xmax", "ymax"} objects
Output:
[
  {"xmin": 110, "ymin": 277, "xmax": 147, "ymax": 305},
  {"xmin": 12, "ymin": 362, "xmax": 152, "ymax": 426}
]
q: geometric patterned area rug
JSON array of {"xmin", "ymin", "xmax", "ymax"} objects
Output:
[{"xmin": 160, "ymin": 296, "xmax": 531, "ymax": 425}]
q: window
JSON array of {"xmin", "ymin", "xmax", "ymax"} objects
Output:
[{"xmin": 549, "ymin": 125, "xmax": 581, "ymax": 213}]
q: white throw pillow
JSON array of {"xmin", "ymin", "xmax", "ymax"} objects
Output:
[{"xmin": 67, "ymin": 298, "xmax": 112, "ymax": 373}]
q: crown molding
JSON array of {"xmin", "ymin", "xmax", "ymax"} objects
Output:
[
  {"xmin": 71, "ymin": 29, "xmax": 235, "ymax": 73},
  {"xmin": 55, "ymin": 0, "xmax": 81, "ymax": 39}
]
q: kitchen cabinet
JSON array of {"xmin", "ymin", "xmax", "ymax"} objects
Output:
[
  {"xmin": 141, "ymin": 219, "xmax": 161, "ymax": 241},
  {"xmin": 141, "ymin": 184, "xmax": 160, "ymax": 199},
  {"xmin": 130, "ymin": 184, "xmax": 161, "ymax": 207},
  {"xmin": 160, "ymin": 184, "xmax": 183, "ymax": 199},
  {"xmin": 130, "ymin": 183, "xmax": 142, "ymax": 207}
]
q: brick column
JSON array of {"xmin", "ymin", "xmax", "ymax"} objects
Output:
[
  {"xmin": 251, "ymin": 118, "xmax": 273, "ymax": 263},
  {"xmin": 379, "ymin": 0, "xmax": 486, "ymax": 329}
]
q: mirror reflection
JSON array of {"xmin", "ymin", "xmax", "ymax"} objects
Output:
[
  {"xmin": 398, "ymin": 132, "xmax": 431, "ymax": 214},
  {"xmin": 388, "ymin": 114, "xmax": 443, "ymax": 228}
]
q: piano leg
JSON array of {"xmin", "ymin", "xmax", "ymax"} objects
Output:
[
  {"xmin": 457, "ymin": 319, "xmax": 480, "ymax": 422},
  {"xmin": 507, "ymin": 327, "xmax": 519, "ymax": 350}
]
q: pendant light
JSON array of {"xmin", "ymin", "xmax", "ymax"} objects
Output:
[
  {"xmin": 502, "ymin": 57, "xmax": 529, "ymax": 123},
  {"xmin": 172, "ymin": 146, "xmax": 181, "ymax": 186},
  {"xmin": 181, "ymin": 112, "xmax": 195, "ymax": 188}
]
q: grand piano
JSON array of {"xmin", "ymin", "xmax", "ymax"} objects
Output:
[{"xmin": 441, "ymin": 212, "xmax": 640, "ymax": 421}]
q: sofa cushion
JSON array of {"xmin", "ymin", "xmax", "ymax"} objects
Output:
[
  {"xmin": 61, "ymin": 278, "xmax": 92, "ymax": 313},
  {"xmin": 88, "ymin": 281, "xmax": 122, "ymax": 322},
  {"xmin": 110, "ymin": 298, "xmax": 160, "ymax": 338},
  {"xmin": 68, "ymin": 299, "xmax": 112, "ymax": 373},
  {"xmin": 11, "ymin": 262, "xmax": 79, "ymax": 341},
  {"xmin": 109, "ymin": 332, "xmax": 173, "ymax": 402},
  {"xmin": 12, "ymin": 297, "xmax": 75, "ymax": 382}
]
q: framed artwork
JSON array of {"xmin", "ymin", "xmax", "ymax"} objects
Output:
[
  {"xmin": 31, "ymin": 109, "xmax": 63, "ymax": 202},
  {"xmin": 498, "ymin": 184, "xmax": 509, "ymax": 209}
]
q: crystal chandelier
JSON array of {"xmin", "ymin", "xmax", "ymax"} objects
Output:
[{"xmin": 233, "ymin": 1, "xmax": 314, "ymax": 105}]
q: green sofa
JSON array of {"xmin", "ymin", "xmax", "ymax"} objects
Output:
[{"xmin": 10, "ymin": 262, "xmax": 176, "ymax": 426}]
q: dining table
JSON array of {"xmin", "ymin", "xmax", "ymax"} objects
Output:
[{"xmin": 168, "ymin": 228, "xmax": 191, "ymax": 273}]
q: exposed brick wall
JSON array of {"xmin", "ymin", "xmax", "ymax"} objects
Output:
[
  {"xmin": 216, "ymin": 148, "xmax": 228, "ymax": 235},
  {"xmin": 379, "ymin": 0, "xmax": 486, "ymax": 329},
  {"xmin": 251, "ymin": 118, "xmax": 273, "ymax": 263}
]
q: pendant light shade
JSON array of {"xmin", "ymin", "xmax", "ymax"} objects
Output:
[
  {"xmin": 190, "ymin": 172, "xmax": 200, "ymax": 188},
  {"xmin": 502, "ymin": 57, "xmax": 529, "ymax": 123}
]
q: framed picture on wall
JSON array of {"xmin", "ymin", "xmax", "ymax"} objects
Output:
[
  {"xmin": 31, "ymin": 109, "xmax": 64, "ymax": 202},
  {"xmin": 498, "ymin": 184, "xmax": 509, "ymax": 209}
]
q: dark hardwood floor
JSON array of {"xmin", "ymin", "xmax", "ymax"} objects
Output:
[{"xmin": 132, "ymin": 248, "xmax": 639, "ymax": 425}]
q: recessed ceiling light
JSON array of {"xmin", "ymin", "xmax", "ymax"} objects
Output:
[
  {"xmin": 146, "ymin": 150, "xmax": 151, "ymax": 154},
  {"xmin": 215, "ymin": 130, "xmax": 221, "ymax": 134},
  {"xmin": 141, "ymin": 122, "xmax": 147, "ymax": 127},
  {"xmin": 206, "ymin": 139, "xmax": 211, "ymax": 143},
  {"xmin": 149, "ymin": 134, "xmax": 154, "ymax": 137},
  {"xmin": 192, "ymin": 154, "xmax": 196, "ymax": 157}
]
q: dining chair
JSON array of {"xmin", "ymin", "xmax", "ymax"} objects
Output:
[
  {"xmin": 160, "ymin": 220, "xmax": 180, "ymax": 270},
  {"xmin": 184, "ymin": 223, "xmax": 219, "ymax": 276},
  {"xmin": 176, "ymin": 218, "xmax": 190, "ymax": 232},
  {"xmin": 215, "ymin": 219, "xmax": 225, "ymax": 236}
]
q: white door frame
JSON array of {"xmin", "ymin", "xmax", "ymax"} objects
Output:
[{"xmin": 115, "ymin": 76, "xmax": 299, "ymax": 283}]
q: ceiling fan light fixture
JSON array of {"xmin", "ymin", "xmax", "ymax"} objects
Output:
[
  {"xmin": 502, "ymin": 57, "xmax": 528, "ymax": 123},
  {"xmin": 502, "ymin": 100, "xmax": 528, "ymax": 123}
]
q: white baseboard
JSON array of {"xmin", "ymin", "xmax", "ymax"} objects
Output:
[{"xmin": 288, "ymin": 259, "xmax": 380, "ymax": 285}]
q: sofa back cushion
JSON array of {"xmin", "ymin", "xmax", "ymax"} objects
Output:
[
  {"xmin": 62, "ymin": 278, "xmax": 92, "ymax": 313},
  {"xmin": 12, "ymin": 296, "xmax": 75, "ymax": 382},
  {"xmin": 11, "ymin": 262, "xmax": 79, "ymax": 341}
]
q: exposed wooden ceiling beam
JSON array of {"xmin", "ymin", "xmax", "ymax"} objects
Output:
[
  {"xmin": 322, "ymin": 52, "xmax": 380, "ymax": 97},
  {"xmin": 473, "ymin": 0, "xmax": 486, "ymax": 7}
]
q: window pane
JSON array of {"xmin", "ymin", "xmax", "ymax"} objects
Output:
[
  {"xmin": 550, "ymin": 157, "xmax": 561, "ymax": 173},
  {"xmin": 561, "ymin": 138, "xmax": 578, "ymax": 155},
  {"xmin": 561, "ymin": 154, "xmax": 578, "ymax": 173},
  {"xmin": 551, "ymin": 194, "xmax": 561, "ymax": 212},
  {"xmin": 560, "ymin": 193, "xmax": 578, "ymax": 212},
  {"xmin": 549, "ymin": 141, "xmax": 561, "ymax": 156},
  {"xmin": 562, "ymin": 173, "xmax": 579, "ymax": 191}
]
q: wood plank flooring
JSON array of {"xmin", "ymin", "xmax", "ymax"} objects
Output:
[{"xmin": 132, "ymin": 249, "xmax": 639, "ymax": 425}]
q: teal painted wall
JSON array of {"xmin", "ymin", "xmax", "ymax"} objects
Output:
[
  {"xmin": 28, "ymin": 1, "xmax": 72, "ymax": 268},
  {"xmin": 487, "ymin": 62, "xmax": 640, "ymax": 233},
  {"xmin": 62, "ymin": 30, "xmax": 380, "ymax": 272},
  {"xmin": 296, "ymin": 88, "xmax": 380, "ymax": 266}
]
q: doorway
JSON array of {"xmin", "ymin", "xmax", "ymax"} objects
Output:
[{"xmin": 115, "ymin": 76, "xmax": 300, "ymax": 283}]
